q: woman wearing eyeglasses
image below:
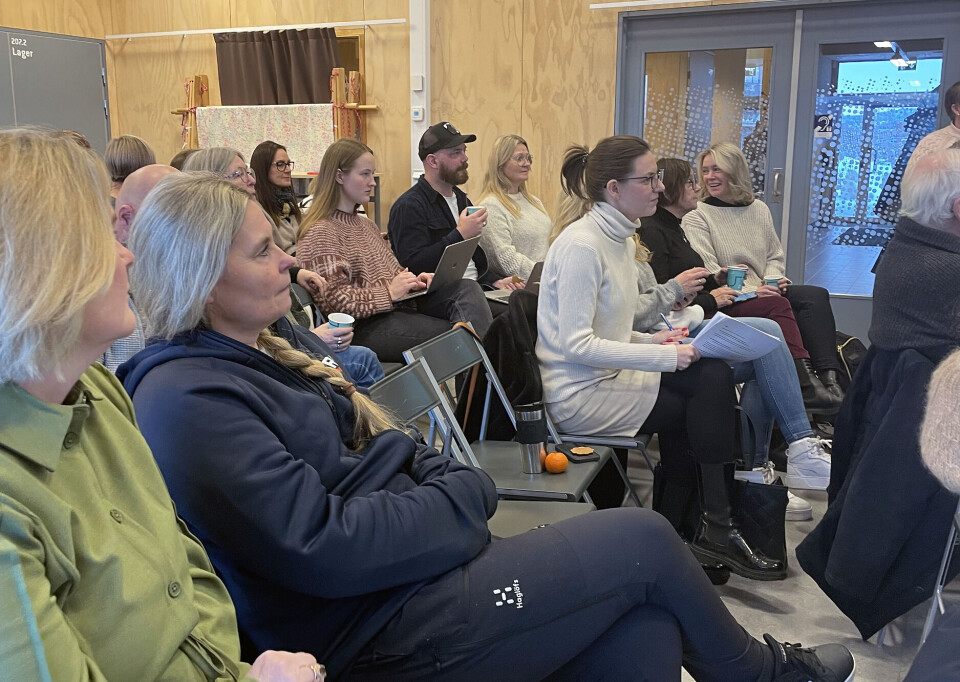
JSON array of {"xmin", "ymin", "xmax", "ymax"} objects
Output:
[
  {"xmin": 540, "ymin": 136, "xmax": 785, "ymax": 581},
  {"xmin": 252, "ymin": 140, "xmax": 302, "ymax": 256},
  {"xmin": 475, "ymin": 135, "xmax": 551, "ymax": 280}
]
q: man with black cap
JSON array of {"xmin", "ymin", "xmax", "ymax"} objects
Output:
[{"xmin": 388, "ymin": 121, "xmax": 521, "ymax": 294}]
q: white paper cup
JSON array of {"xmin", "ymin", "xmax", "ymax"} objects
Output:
[{"xmin": 327, "ymin": 313, "xmax": 355, "ymax": 328}]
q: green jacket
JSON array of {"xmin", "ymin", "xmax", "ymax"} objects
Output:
[{"xmin": 0, "ymin": 364, "xmax": 252, "ymax": 681}]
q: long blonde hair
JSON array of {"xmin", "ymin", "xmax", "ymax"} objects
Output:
[
  {"xmin": 477, "ymin": 134, "xmax": 547, "ymax": 219},
  {"xmin": 299, "ymin": 139, "xmax": 372, "ymax": 240},
  {"xmin": 0, "ymin": 128, "xmax": 115, "ymax": 382},
  {"xmin": 256, "ymin": 331, "xmax": 398, "ymax": 448},
  {"xmin": 130, "ymin": 172, "xmax": 397, "ymax": 448}
]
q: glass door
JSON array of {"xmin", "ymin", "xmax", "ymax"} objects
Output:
[
  {"xmin": 787, "ymin": 1, "xmax": 960, "ymax": 338},
  {"xmin": 617, "ymin": 8, "xmax": 796, "ymax": 231}
]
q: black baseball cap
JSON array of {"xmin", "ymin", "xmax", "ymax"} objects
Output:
[{"xmin": 418, "ymin": 122, "xmax": 477, "ymax": 160}]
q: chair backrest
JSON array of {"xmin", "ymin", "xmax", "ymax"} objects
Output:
[
  {"xmin": 404, "ymin": 326, "xmax": 519, "ymax": 439},
  {"xmin": 289, "ymin": 283, "xmax": 317, "ymax": 328},
  {"xmin": 368, "ymin": 357, "xmax": 480, "ymax": 467}
]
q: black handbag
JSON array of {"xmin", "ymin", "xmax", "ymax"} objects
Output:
[{"xmin": 836, "ymin": 331, "xmax": 867, "ymax": 390}]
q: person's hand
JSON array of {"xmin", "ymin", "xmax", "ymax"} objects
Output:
[
  {"xmin": 673, "ymin": 267, "xmax": 710, "ymax": 297},
  {"xmin": 652, "ymin": 328, "xmax": 688, "ymax": 344},
  {"xmin": 248, "ymin": 650, "xmax": 324, "ymax": 682},
  {"xmin": 493, "ymin": 276, "xmax": 524, "ymax": 291},
  {"xmin": 755, "ymin": 284, "xmax": 783, "ymax": 298},
  {"xmin": 671, "ymin": 292, "xmax": 696, "ymax": 311},
  {"xmin": 417, "ymin": 272, "xmax": 435, "ymax": 289},
  {"xmin": 313, "ymin": 322, "xmax": 353, "ymax": 351},
  {"xmin": 775, "ymin": 277, "xmax": 789, "ymax": 294},
  {"xmin": 456, "ymin": 206, "xmax": 486, "ymax": 240},
  {"xmin": 296, "ymin": 269, "xmax": 327, "ymax": 298},
  {"xmin": 710, "ymin": 286, "xmax": 738, "ymax": 308},
  {"xmin": 675, "ymin": 344, "xmax": 701, "ymax": 371},
  {"xmin": 713, "ymin": 264, "xmax": 748, "ymax": 286},
  {"xmin": 388, "ymin": 269, "xmax": 424, "ymax": 301}
]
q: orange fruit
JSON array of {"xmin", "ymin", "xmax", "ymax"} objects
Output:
[
  {"xmin": 544, "ymin": 452, "xmax": 569, "ymax": 474},
  {"xmin": 540, "ymin": 448, "xmax": 547, "ymax": 467}
]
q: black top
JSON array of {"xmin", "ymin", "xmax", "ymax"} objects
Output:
[
  {"xmin": 638, "ymin": 205, "xmax": 720, "ymax": 315},
  {"xmin": 387, "ymin": 175, "xmax": 500, "ymax": 286}
]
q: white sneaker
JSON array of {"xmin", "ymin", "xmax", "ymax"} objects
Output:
[
  {"xmin": 786, "ymin": 437, "xmax": 831, "ymax": 490},
  {"xmin": 786, "ymin": 492, "xmax": 813, "ymax": 521}
]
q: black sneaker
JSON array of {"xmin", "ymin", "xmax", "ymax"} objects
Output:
[{"xmin": 764, "ymin": 633, "xmax": 855, "ymax": 681}]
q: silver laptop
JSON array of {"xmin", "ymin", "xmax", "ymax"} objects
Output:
[
  {"xmin": 484, "ymin": 261, "xmax": 544, "ymax": 302},
  {"xmin": 398, "ymin": 236, "xmax": 482, "ymax": 301}
]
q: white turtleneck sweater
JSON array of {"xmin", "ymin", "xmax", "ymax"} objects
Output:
[{"xmin": 537, "ymin": 202, "xmax": 678, "ymax": 437}]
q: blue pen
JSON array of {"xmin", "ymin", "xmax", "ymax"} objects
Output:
[{"xmin": 659, "ymin": 313, "xmax": 674, "ymax": 331}]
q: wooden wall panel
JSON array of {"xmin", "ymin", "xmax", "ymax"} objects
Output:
[
  {"xmin": 520, "ymin": 0, "xmax": 619, "ymax": 217},
  {"xmin": 361, "ymin": 0, "xmax": 410, "ymax": 222},
  {"xmin": 430, "ymin": 0, "xmax": 524, "ymax": 201},
  {"xmin": 231, "ymin": 0, "xmax": 357, "ymax": 27},
  {"xmin": 0, "ymin": 0, "xmax": 109, "ymax": 39}
]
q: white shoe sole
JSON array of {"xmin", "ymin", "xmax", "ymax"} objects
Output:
[{"xmin": 785, "ymin": 472, "xmax": 829, "ymax": 490}]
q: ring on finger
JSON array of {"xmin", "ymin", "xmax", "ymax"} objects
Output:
[{"xmin": 310, "ymin": 663, "xmax": 326, "ymax": 681}]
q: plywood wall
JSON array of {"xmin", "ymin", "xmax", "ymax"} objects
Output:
[{"xmin": 0, "ymin": 0, "xmax": 110, "ymax": 39}]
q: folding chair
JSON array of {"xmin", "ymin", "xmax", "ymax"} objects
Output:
[
  {"xmin": 368, "ymin": 359, "xmax": 594, "ymax": 537},
  {"xmin": 921, "ymin": 499, "xmax": 960, "ymax": 646},
  {"xmin": 404, "ymin": 327, "xmax": 629, "ymax": 504}
]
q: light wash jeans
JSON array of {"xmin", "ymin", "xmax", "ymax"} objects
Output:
[
  {"xmin": 691, "ymin": 316, "xmax": 813, "ymax": 467},
  {"xmin": 335, "ymin": 344, "xmax": 386, "ymax": 389}
]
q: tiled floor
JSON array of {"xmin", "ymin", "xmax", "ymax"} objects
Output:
[
  {"xmin": 803, "ymin": 224, "xmax": 886, "ymax": 296},
  {"xmin": 622, "ymin": 446, "xmax": 956, "ymax": 682}
]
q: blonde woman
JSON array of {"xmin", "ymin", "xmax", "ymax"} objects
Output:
[
  {"xmin": 682, "ymin": 142, "xmax": 845, "ymax": 400},
  {"xmin": 296, "ymin": 138, "xmax": 490, "ymax": 361},
  {"xmin": 119, "ymin": 171, "xmax": 854, "ymax": 682},
  {"xmin": 476, "ymin": 134, "xmax": 551, "ymax": 279},
  {"xmin": 0, "ymin": 129, "xmax": 322, "ymax": 681}
]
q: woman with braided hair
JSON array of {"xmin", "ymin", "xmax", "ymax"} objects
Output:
[{"xmin": 119, "ymin": 172, "xmax": 854, "ymax": 682}]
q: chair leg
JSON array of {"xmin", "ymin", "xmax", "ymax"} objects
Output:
[
  {"xmin": 920, "ymin": 511, "xmax": 960, "ymax": 648},
  {"xmin": 611, "ymin": 447, "xmax": 643, "ymax": 507}
]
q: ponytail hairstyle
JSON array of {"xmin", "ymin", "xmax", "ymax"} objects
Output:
[
  {"xmin": 550, "ymin": 136, "xmax": 652, "ymax": 243},
  {"xmin": 256, "ymin": 331, "xmax": 399, "ymax": 449},
  {"xmin": 130, "ymin": 171, "xmax": 397, "ymax": 449}
]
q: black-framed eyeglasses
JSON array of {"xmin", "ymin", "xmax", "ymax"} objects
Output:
[
  {"xmin": 685, "ymin": 177, "xmax": 696, "ymax": 188},
  {"xmin": 618, "ymin": 169, "xmax": 665, "ymax": 187},
  {"xmin": 224, "ymin": 166, "xmax": 254, "ymax": 181},
  {"xmin": 273, "ymin": 160, "xmax": 295, "ymax": 171}
]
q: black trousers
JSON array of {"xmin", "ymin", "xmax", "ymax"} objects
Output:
[
  {"xmin": 638, "ymin": 358, "xmax": 737, "ymax": 487},
  {"xmin": 350, "ymin": 509, "xmax": 775, "ymax": 682},
  {"xmin": 784, "ymin": 285, "xmax": 843, "ymax": 373},
  {"xmin": 352, "ymin": 280, "xmax": 493, "ymax": 363}
]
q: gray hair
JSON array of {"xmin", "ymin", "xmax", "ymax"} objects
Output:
[
  {"xmin": 181, "ymin": 146, "xmax": 245, "ymax": 175},
  {"xmin": 129, "ymin": 172, "xmax": 252, "ymax": 338},
  {"xmin": 901, "ymin": 149, "xmax": 960, "ymax": 231}
]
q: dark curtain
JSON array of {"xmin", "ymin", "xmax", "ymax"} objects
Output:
[{"xmin": 214, "ymin": 28, "xmax": 342, "ymax": 105}]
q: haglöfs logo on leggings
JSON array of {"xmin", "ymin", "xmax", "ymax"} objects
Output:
[{"xmin": 493, "ymin": 579, "xmax": 524, "ymax": 609}]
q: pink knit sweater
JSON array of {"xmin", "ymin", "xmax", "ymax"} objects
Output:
[{"xmin": 297, "ymin": 210, "xmax": 402, "ymax": 319}]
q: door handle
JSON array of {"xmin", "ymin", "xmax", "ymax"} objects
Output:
[{"xmin": 772, "ymin": 168, "xmax": 784, "ymax": 202}]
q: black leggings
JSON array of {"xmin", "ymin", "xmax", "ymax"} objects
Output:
[
  {"xmin": 637, "ymin": 358, "xmax": 737, "ymax": 487},
  {"xmin": 784, "ymin": 285, "xmax": 843, "ymax": 373},
  {"xmin": 350, "ymin": 509, "xmax": 776, "ymax": 682}
]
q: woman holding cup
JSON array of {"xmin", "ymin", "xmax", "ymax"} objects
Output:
[
  {"xmin": 681, "ymin": 143, "xmax": 846, "ymax": 403},
  {"xmin": 639, "ymin": 157, "xmax": 840, "ymax": 414}
]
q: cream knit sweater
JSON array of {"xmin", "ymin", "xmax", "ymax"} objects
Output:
[
  {"xmin": 905, "ymin": 123, "xmax": 960, "ymax": 177},
  {"xmin": 681, "ymin": 199, "xmax": 786, "ymax": 293},
  {"xmin": 920, "ymin": 348, "xmax": 960, "ymax": 495},
  {"xmin": 478, "ymin": 193, "xmax": 551, "ymax": 280},
  {"xmin": 537, "ymin": 202, "xmax": 678, "ymax": 432}
]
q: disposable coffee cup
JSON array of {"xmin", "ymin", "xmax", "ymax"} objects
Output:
[
  {"xmin": 764, "ymin": 276, "xmax": 781, "ymax": 288},
  {"xmin": 727, "ymin": 266, "xmax": 747, "ymax": 291},
  {"xmin": 327, "ymin": 312, "xmax": 355, "ymax": 328}
]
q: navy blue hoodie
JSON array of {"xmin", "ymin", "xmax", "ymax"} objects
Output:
[{"xmin": 117, "ymin": 319, "xmax": 498, "ymax": 677}]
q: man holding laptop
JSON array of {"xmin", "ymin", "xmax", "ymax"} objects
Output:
[{"xmin": 388, "ymin": 122, "xmax": 524, "ymax": 309}]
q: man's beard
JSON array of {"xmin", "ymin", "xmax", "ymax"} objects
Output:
[{"xmin": 439, "ymin": 163, "xmax": 468, "ymax": 186}]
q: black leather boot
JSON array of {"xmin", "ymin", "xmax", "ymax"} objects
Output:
[
  {"xmin": 690, "ymin": 463, "xmax": 786, "ymax": 581},
  {"xmin": 817, "ymin": 368, "xmax": 845, "ymax": 401},
  {"xmin": 795, "ymin": 358, "xmax": 841, "ymax": 415}
]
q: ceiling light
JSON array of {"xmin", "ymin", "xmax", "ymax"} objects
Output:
[{"xmin": 874, "ymin": 41, "xmax": 893, "ymax": 48}]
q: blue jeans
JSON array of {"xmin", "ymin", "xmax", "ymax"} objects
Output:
[
  {"xmin": 691, "ymin": 317, "xmax": 813, "ymax": 466},
  {"xmin": 335, "ymin": 344, "xmax": 385, "ymax": 389}
]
